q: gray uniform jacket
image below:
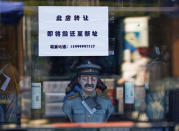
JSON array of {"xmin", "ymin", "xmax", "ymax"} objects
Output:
[{"xmin": 62, "ymin": 92, "xmax": 114, "ymax": 122}]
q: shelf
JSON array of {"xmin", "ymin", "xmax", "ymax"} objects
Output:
[{"xmin": 0, "ymin": 121, "xmax": 175, "ymax": 129}]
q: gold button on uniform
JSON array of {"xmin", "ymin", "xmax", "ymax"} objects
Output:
[{"xmin": 88, "ymin": 114, "xmax": 91, "ymax": 118}]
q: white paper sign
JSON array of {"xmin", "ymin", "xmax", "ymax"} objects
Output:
[
  {"xmin": 32, "ymin": 83, "xmax": 41, "ymax": 109},
  {"xmin": 124, "ymin": 17, "xmax": 149, "ymax": 48},
  {"xmin": 38, "ymin": 6, "xmax": 108, "ymax": 56}
]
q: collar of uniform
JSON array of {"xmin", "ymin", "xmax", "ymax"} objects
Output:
[{"xmin": 80, "ymin": 90, "xmax": 96, "ymax": 100}]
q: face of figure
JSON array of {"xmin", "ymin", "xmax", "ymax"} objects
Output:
[{"xmin": 78, "ymin": 74, "xmax": 98, "ymax": 94}]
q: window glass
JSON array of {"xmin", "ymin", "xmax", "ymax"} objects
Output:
[{"xmin": 0, "ymin": 0, "xmax": 179, "ymax": 129}]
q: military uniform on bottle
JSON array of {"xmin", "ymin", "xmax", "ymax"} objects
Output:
[
  {"xmin": 62, "ymin": 60, "xmax": 114, "ymax": 122},
  {"xmin": 62, "ymin": 90, "xmax": 113, "ymax": 122}
]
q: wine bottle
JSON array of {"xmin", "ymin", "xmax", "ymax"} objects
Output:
[
  {"xmin": 31, "ymin": 64, "xmax": 42, "ymax": 120},
  {"xmin": 124, "ymin": 78, "xmax": 134, "ymax": 120}
]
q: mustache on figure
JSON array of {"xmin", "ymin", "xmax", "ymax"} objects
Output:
[{"xmin": 84, "ymin": 83, "xmax": 94, "ymax": 88}]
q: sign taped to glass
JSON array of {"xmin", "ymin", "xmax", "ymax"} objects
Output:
[{"xmin": 38, "ymin": 6, "xmax": 108, "ymax": 56}]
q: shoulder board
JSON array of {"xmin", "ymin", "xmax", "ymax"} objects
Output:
[
  {"xmin": 97, "ymin": 92, "xmax": 110, "ymax": 99},
  {"xmin": 66, "ymin": 93, "xmax": 79, "ymax": 100}
]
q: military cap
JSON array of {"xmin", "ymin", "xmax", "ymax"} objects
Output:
[{"xmin": 77, "ymin": 60, "xmax": 101, "ymax": 75}]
